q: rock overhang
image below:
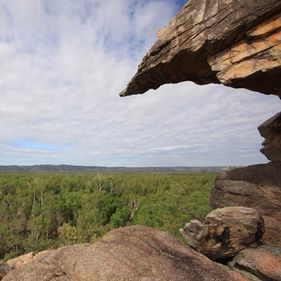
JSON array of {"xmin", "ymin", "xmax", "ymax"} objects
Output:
[{"xmin": 120, "ymin": 0, "xmax": 281, "ymax": 98}]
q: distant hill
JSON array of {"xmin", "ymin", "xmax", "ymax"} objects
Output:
[{"xmin": 0, "ymin": 164, "xmax": 232, "ymax": 173}]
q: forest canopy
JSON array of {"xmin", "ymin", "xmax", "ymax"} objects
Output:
[{"xmin": 0, "ymin": 172, "xmax": 215, "ymax": 260}]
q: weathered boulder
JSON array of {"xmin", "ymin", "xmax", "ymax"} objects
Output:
[
  {"xmin": 181, "ymin": 207, "xmax": 264, "ymax": 261},
  {"xmin": 258, "ymin": 112, "xmax": 281, "ymax": 162},
  {"xmin": 3, "ymin": 226, "xmax": 249, "ymax": 281},
  {"xmin": 0, "ymin": 262, "xmax": 10, "ymax": 280},
  {"xmin": 211, "ymin": 162, "xmax": 281, "ymax": 247},
  {"xmin": 229, "ymin": 245, "xmax": 281, "ymax": 281},
  {"xmin": 120, "ymin": 0, "xmax": 281, "ymax": 97}
]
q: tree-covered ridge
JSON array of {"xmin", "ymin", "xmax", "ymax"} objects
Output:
[{"xmin": 0, "ymin": 172, "xmax": 215, "ymax": 260}]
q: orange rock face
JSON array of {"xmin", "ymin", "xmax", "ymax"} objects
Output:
[
  {"xmin": 208, "ymin": 13, "xmax": 281, "ymax": 96},
  {"xmin": 120, "ymin": 0, "xmax": 281, "ymax": 97}
]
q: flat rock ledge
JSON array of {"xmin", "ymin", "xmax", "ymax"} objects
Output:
[
  {"xmin": 2, "ymin": 226, "xmax": 249, "ymax": 281},
  {"xmin": 181, "ymin": 207, "xmax": 264, "ymax": 261}
]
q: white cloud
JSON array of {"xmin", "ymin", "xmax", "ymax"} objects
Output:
[{"xmin": 0, "ymin": 0, "xmax": 280, "ymax": 166}]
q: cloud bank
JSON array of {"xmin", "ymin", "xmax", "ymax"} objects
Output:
[{"xmin": 0, "ymin": 0, "xmax": 280, "ymax": 166}]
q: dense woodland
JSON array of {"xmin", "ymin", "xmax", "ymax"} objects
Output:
[{"xmin": 0, "ymin": 172, "xmax": 216, "ymax": 260}]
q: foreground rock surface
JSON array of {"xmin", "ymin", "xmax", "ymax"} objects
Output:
[
  {"xmin": 0, "ymin": 262, "xmax": 10, "ymax": 280},
  {"xmin": 181, "ymin": 207, "xmax": 264, "ymax": 261},
  {"xmin": 258, "ymin": 112, "xmax": 281, "ymax": 162},
  {"xmin": 120, "ymin": 0, "xmax": 281, "ymax": 97},
  {"xmin": 229, "ymin": 245, "xmax": 281, "ymax": 281},
  {"xmin": 7, "ymin": 252, "xmax": 35, "ymax": 270},
  {"xmin": 211, "ymin": 162, "xmax": 281, "ymax": 247},
  {"xmin": 3, "ymin": 226, "xmax": 249, "ymax": 281}
]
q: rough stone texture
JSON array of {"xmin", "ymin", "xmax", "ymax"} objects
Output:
[
  {"xmin": 258, "ymin": 112, "xmax": 281, "ymax": 162},
  {"xmin": 0, "ymin": 262, "xmax": 10, "ymax": 280},
  {"xmin": 120, "ymin": 0, "xmax": 281, "ymax": 97},
  {"xmin": 181, "ymin": 207, "xmax": 264, "ymax": 261},
  {"xmin": 3, "ymin": 226, "xmax": 249, "ymax": 281},
  {"xmin": 211, "ymin": 162, "xmax": 281, "ymax": 247},
  {"xmin": 229, "ymin": 245, "xmax": 281, "ymax": 281},
  {"xmin": 208, "ymin": 12, "xmax": 281, "ymax": 95},
  {"xmin": 7, "ymin": 252, "xmax": 35, "ymax": 269}
]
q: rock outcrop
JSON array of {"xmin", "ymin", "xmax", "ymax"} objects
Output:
[
  {"xmin": 229, "ymin": 245, "xmax": 281, "ymax": 281},
  {"xmin": 118, "ymin": 0, "xmax": 281, "ymax": 276},
  {"xmin": 258, "ymin": 112, "xmax": 281, "ymax": 162},
  {"xmin": 120, "ymin": 0, "xmax": 281, "ymax": 97},
  {"xmin": 119, "ymin": 0, "xmax": 281, "ymax": 271},
  {"xmin": 181, "ymin": 207, "xmax": 264, "ymax": 261},
  {"xmin": 117, "ymin": 0, "xmax": 281, "ymax": 279},
  {"xmin": 211, "ymin": 162, "xmax": 281, "ymax": 247},
  {"xmin": 3, "ymin": 226, "xmax": 249, "ymax": 281},
  {"xmin": 210, "ymin": 110, "xmax": 281, "ymax": 249}
]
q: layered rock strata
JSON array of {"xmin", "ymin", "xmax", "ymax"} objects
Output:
[
  {"xmin": 258, "ymin": 112, "xmax": 281, "ymax": 162},
  {"xmin": 181, "ymin": 207, "xmax": 264, "ymax": 261},
  {"xmin": 120, "ymin": 0, "xmax": 281, "ymax": 97},
  {"xmin": 211, "ymin": 112, "xmax": 281, "ymax": 249},
  {"xmin": 2, "ymin": 226, "xmax": 249, "ymax": 281},
  {"xmin": 211, "ymin": 162, "xmax": 281, "ymax": 247}
]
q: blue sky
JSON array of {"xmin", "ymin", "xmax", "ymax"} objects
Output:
[{"xmin": 0, "ymin": 0, "xmax": 280, "ymax": 167}]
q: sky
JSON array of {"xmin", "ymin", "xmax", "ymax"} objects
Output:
[{"xmin": 0, "ymin": 0, "xmax": 280, "ymax": 167}]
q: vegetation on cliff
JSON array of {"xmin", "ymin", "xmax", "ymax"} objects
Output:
[{"xmin": 0, "ymin": 172, "xmax": 215, "ymax": 260}]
